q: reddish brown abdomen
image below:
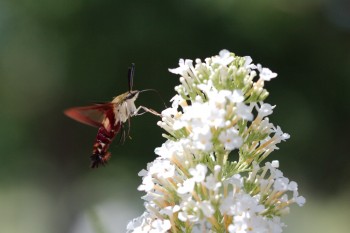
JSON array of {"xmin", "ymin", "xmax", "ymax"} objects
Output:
[{"xmin": 90, "ymin": 110, "xmax": 121, "ymax": 168}]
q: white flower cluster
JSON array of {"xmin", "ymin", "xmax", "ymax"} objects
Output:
[{"xmin": 126, "ymin": 50, "xmax": 305, "ymax": 233}]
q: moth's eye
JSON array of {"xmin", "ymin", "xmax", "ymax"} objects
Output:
[{"xmin": 127, "ymin": 91, "xmax": 138, "ymax": 100}]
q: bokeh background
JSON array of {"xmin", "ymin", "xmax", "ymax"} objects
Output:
[{"xmin": 1, "ymin": 0, "xmax": 349, "ymax": 232}]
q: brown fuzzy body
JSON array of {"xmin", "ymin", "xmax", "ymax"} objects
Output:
[{"xmin": 90, "ymin": 108, "xmax": 121, "ymax": 168}]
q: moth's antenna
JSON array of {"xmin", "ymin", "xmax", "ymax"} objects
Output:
[
  {"xmin": 139, "ymin": 89, "xmax": 168, "ymax": 108},
  {"xmin": 128, "ymin": 63, "xmax": 135, "ymax": 92}
]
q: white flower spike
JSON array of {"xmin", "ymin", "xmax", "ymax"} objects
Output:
[{"xmin": 127, "ymin": 50, "xmax": 304, "ymax": 233}]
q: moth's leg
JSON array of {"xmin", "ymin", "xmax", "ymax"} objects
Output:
[
  {"xmin": 117, "ymin": 123, "xmax": 127, "ymax": 144},
  {"xmin": 127, "ymin": 117, "xmax": 131, "ymax": 139},
  {"xmin": 133, "ymin": 106, "xmax": 161, "ymax": 117}
]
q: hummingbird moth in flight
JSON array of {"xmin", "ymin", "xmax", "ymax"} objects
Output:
[{"xmin": 64, "ymin": 64, "xmax": 160, "ymax": 168}]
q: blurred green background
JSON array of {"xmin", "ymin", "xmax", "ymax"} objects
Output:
[{"xmin": 0, "ymin": 0, "xmax": 349, "ymax": 232}]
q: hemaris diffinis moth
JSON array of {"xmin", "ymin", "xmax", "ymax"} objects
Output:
[{"xmin": 64, "ymin": 64, "xmax": 160, "ymax": 168}]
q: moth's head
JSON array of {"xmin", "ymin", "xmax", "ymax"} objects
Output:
[
  {"xmin": 126, "ymin": 90, "xmax": 139, "ymax": 101},
  {"xmin": 111, "ymin": 90, "xmax": 139, "ymax": 104}
]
